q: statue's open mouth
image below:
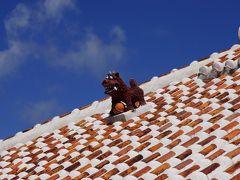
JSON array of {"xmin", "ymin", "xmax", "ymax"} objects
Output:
[{"xmin": 104, "ymin": 85, "xmax": 118, "ymax": 94}]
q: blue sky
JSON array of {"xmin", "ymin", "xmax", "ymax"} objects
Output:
[{"xmin": 0, "ymin": 0, "xmax": 239, "ymax": 139}]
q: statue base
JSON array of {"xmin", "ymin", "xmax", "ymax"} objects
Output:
[{"xmin": 105, "ymin": 102, "xmax": 154, "ymax": 124}]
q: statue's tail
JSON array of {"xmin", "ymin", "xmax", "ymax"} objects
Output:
[{"xmin": 129, "ymin": 79, "xmax": 138, "ymax": 88}]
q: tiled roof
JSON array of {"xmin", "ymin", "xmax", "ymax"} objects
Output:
[{"xmin": 0, "ymin": 45, "xmax": 240, "ymax": 180}]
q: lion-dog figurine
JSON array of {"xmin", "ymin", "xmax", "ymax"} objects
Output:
[{"xmin": 102, "ymin": 72, "xmax": 146, "ymax": 116}]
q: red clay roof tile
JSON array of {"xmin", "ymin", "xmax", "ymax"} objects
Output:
[{"xmin": 0, "ymin": 45, "xmax": 240, "ymax": 179}]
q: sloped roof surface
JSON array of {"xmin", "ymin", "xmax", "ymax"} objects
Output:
[{"xmin": 0, "ymin": 45, "xmax": 240, "ymax": 180}]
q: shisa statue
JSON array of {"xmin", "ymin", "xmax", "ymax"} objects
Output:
[{"xmin": 102, "ymin": 72, "xmax": 146, "ymax": 116}]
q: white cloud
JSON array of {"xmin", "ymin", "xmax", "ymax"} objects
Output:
[
  {"xmin": 20, "ymin": 100, "xmax": 63, "ymax": 123},
  {"xmin": 5, "ymin": 4, "xmax": 30, "ymax": 37},
  {"xmin": 55, "ymin": 27, "xmax": 126, "ymax": 75},
  {"xmin": 43, "ymin": 0, "xmax": 75, "ymax": 19},
  {"xmin": 0, "ymin": 41, "xmax": 27, "ymax": 77},
  {"xmin": 0, "ymin": 0, "xmax": 127, "ymax": 78}
]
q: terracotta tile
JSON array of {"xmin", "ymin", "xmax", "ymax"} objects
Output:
[
  {"xmin": 128, "ymin": 129, "xmax": 142, "ymax": 136},
  {"xmin": 43, "ymin": 159, "xmax": 58, "ymax": 169},
  {"xmin": 184, "ymin": 79, "xmax": 195, "ymax": 86},
  {"xmin": 171, "ymin": 90, "xmax": 183, "ymax": 97},
  {"xmin": 220, "ymin": 54, "xmax": 228, "ymax": 60},
  {"xmin": 222, "ymin": 121, "xmax": 239, "ymax": 131},
  {"xmin": 107, "ymin": 139, "xmax": 122, "ymax": 147},
  {"xmin": 47, "ymin": 174, "xmax": 59, "ymax": 180},
  {"xmin": 201, "ymin": 163, "xmax": 220, "ymax": 175},
  {"xmin": 165, "ymin": 106, "xmax": 178, "ymax": 114},
  {"xmin": 156, "ymin": 130, "xmax": 172, "ymax": 140},
  {"xmin": 196, "ymin": 101, "xmax": 211, "ymax": 110},
  {"xmin": 89, "ymin": 168, "xmax": 107, "ymax": 179},
  {"xmin": 216, "ymin": 92, "xmax": 229, "ymax": 100},
  {"xmin": 226, "ymin": 83, "xmax": 239, "ymax": 90},
  {"xmin": 26, "ymin": 165, "xmax": 37, "ymax": 174},
  {"xmin": 126, "ymin": 154, "xmax": 143, "ymax": 166},
  {"xmin": 97, "ymin": 151, "xmax": 112, "ymax": 160},
  {"xmin": 191, "ymin": 101, "xmax": 203, "ymax": 108},
  {"xmin": 121, "ymin": 119, "xmax": 134, "ymax": 127},
  {"xmin": 182, "ymin": 137, "xmax": 199, "ymax": 147},
  {"xmin": 168, "ymin": 130, "xmax": 184, "ymax": 140},
  {"xmin": 112, "ymin": 155, "xmax": 130, "ymax": 165},
  {"xmin": 231, "ymin": 138, "xmax": 240, "ymax": 145},
  {"xmin": 208, "ymin": 114, "xmax": 224, "ymax": 123},
  {"xmin": 200, "ymin": 89, "xmax": 211, "ymax": 96},
  {"xmin": 134, "ymin": 142, "xmax": 151, "ymax": 152},
  {"xmin": 225, "ymin": 161, "xmax": 240, "ymax": 174},
  {"xmin": 78, "ymin": 164, "xmax": 92, "ymax": 173},
  {"xmin": 197, "ymin": 107, "xmax": 213, "ymax": 116},
  {"xmin": 222, "ymin": 129, "xmax": 240, "ymax": 141},
  {"xmin": 166, "ymin": 139, "xmax": 181, "ymax": 149},
  {"xmin": 127, "ymin": 124, "xmax": 142, "ymax": 132},
  {"xmin": 62, "ymin": 176, "xmax": 72, "ymax": 180},
  {"xmin": 209, "ymin": 107, "xmax": 225, "ymax": 116},
  {"xmin": 188, "ymin": 119, "xmax": 203, "ymax": 128},
  {"xmin": 153, "ymin": 97, "xmax": 164, "ymax": 104},
  {"xmin": 1, "ymin": 47, "xmax": 240, "ymax": 180},
  {"xmin": 187, "ymin": 126, "xmax": 203, "ymax": 136},
  {"xmin": 69, "ymin": 154, "xmax": 84, "ymax": 164},
  {"xmin": 225, "ymin": 148, "xmax": 240, "ymax": 158},
  {"xmin": 215, "ymin": 79, "xmax": 226, "ymax": 86},
  {"xmin": 138, "ymin": 134, "xmax": 153, "ymax": 143},
  {"xmin": 199, "ymin": 144, "xmax": 217, "ymax": 156},
  {"xmin": 12, "ymin": 176, "xmax": 21, "ymax": 180},
  {"xmin": 179, "ymin": 165, "xmax": 200, "ymax": 177},
  {"xmin": 116, "ymin": 145, "xmax": 133, "ymax": 156},
  {"xmin": 151, "ymin": 163, "xmax": 170, "ymax": 175},
  {"xmin": 96, "ymin": 160, "xmax": 110, "ymax": 169},
  {"xmin": 117, "ymin": 140, "xmax": 131, "ymax": 148},
  {"xmin": 233, "ymin": 54, "xmax": 240, "ymax": 60},
  {"xmin": 219, "ymin": 97, "xmax": 230, "ymax": 105},
  {"xmin": 184, "ymin": 101, "xmax": 196, "ymax": 108},
  {"xmin": 198, "ymin": 136, "xmax": 216, "ymax": 146},
  {"xmin": 148, "ymin": 142, "xmax": 163, "ymax": 152},
  {"xmin": 86, "ymin": 150, "xmax": 102, "ymax": 160},
  {"xmin": 176, "ymin": 149, "xmax": 192, "ymax": 160},
  {"xmin": 65, "ymin": 161, "xmax": 80, "ymax": 172},
  {"xmin": 219, "ymin": 74, "xmax": 228, "ymax": 79},
  {"xmin": 232, "ymin": 74, "xmax": 240, "ymax": 81},
  {"xmin": 9, "ymin": 161, "xmax": 22, "ymax": 172},
  {"xmin": 229, "ymin": 103, "xmax": 240, "ymax": 112},
  {"xmin": 133, "ymin": 166, "xmax": 151, "ymax": 177},
  {"xmin": 177, "ymin": 119, "xmax": 192, "ymax": 128},
  {"xmin": 231, "ymin": 173, "xmax": 240, "ymax": 180},
  {"xmin": 207, "ymin": 149, "xmax": 225, "ymax": 161},
  {"xmin": 75, "ymin": 172, "xmax": 89, "ymax": 179},
  {"xmin": 143, "ymin": 152, "xmax": 161, "ymax": 163},
  {"xmin": 207, "ymin": 91, "xmax": 220, "ymax": 99},
  {"xmin": 178, "ymin": 111, "xmax": 192, "ymax": 120},
  {"xmin": 157, "ymin": 151, "xmax": 175, "ymax": 163},
  {"xmin": 137, "ymin": 128, "xmax": 152, "ymax": 137},
  {"xmin": 155, "ymin": 174, "xmax": 168, "ymax": 180},
  {"xmin": 119, "ymin": 166, "xmax": 136, "ymax": 177},
  {"xmin": 152, "ymin": 119, "xmax": 169, "ymax": 127},
  {"xmin": 225, "ymin": 113, "xmax": 240, "ymax": 121},
  {"xmin": 204, "ymin": 124, "xmax": 220, "ymax": 134}
]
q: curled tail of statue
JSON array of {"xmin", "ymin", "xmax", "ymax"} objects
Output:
[{"xmin": 129, "ymin": 79, "xmax": 138, "ymax": 88}]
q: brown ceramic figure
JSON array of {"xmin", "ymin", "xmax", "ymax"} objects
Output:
[{"xmin": 102, "ymin": 72, "xmax": 146, "ymax": 116}]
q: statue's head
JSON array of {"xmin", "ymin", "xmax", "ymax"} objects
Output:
[{"xmin": 102, "ymin": 72, "xmax": 123, "ymax": 95}]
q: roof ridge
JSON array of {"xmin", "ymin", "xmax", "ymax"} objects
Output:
[{"xmin": 0, "ymin": 44, "xmax": 239, "ymax": 152}]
